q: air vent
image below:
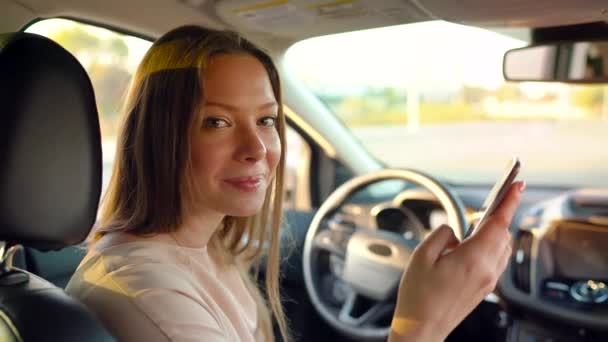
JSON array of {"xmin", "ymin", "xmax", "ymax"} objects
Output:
[
  {"xmin": 569, "ymin": 192, "xmax": 608, "ymax": 218},
  {"xmin": 572, "ymin": 194, "xmax": 608, "ymax": 208},
  {"xmin": 512, "ymin": 231, "xmax": 533, "ymax": 293}
]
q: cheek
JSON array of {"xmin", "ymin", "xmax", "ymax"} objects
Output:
[
  {"xmin": 190, "ymin": 140, "xmax": 220, "ymax": 176},
  {"xmin": 265, "ymin": 133, "xmax": 282, "ymax": 173}
]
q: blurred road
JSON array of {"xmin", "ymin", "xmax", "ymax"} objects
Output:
[{"xmin": 352, "ymin": 120, "xmax": 608, "ymax": 187}]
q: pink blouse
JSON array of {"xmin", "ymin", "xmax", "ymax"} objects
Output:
[{"xmin": 66, "ymin": 237, "xmax": 261, "ymax": 341}]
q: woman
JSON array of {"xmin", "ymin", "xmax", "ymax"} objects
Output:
[{"xmin": 66, "ymin": 25, "xmax": 523, "ymax": 342}]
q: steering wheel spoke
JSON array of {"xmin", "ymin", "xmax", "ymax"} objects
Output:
[
  {"xmin": 312, "ymin": 227, "xmax": 352, "ymax": 257},
  {"xmin": 338, "ymin": 291, "xmax": 395, "ymax": 328}
]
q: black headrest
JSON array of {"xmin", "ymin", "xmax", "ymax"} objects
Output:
[{"xmin": 0, "ymin": 32, "xmax": 101, "ymax": 251}]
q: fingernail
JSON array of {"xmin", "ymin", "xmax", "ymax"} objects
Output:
[{"xmin": 519, "ymin": 181, "xmax": 526, "ymax": 192}]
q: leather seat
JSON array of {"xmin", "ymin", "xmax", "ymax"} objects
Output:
[{"xmin": 0, "ymin": 32, "xmax": 115, "ymax": 341}]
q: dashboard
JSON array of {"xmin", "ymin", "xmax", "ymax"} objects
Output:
[
  {"xmin": 339, "ymin": 188, "xmax": 475, "ymax": 244},
  {"xmin": 331, "ymin": 184, "xmax": 608, "ymax": 339}
]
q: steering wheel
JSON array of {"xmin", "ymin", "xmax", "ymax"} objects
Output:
[{"xmin": 302, "ymin": 169, "xmax": 468, "ymax": 340}]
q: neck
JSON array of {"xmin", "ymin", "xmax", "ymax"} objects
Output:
[{"xmin": 174, "ymin": 207, "xmax": 225, "ymax": 248}]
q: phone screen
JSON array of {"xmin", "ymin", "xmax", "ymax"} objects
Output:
[{"xmin": 463, "ymin": 157, "xmax": 521, "ymax": 239}]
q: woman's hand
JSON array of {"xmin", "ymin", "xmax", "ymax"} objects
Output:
[{"xmin": 389, "ymin": 181, "xmax": 525, "ymax": 342}]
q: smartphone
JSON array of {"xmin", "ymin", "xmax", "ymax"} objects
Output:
[{"xmin": 463, "ymin": 157, "xmax": 521, "ymax": 239}]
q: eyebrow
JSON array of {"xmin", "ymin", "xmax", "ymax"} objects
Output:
[{"xmin": 203, "ymin": 101, "xmax": 278, "ymax": 111}]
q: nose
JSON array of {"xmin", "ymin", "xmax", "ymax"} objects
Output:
[{"xmin": 236, "ymin": 125, "xmax": 267, "ymax": 163}]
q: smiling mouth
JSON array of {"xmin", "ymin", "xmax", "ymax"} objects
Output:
[{"xmin": 224, "ymin": 176, "xmax": 265, "ymax": 192}]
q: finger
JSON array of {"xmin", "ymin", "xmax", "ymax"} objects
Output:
[
  {"xmin": 414, "ymin": 225, "xmax": 459, "ymax": 265},
  {"xmin": 496, "ymin": 234, "xmax": 513, "ymax": 272},
  {"xmin": 485, "ymin": 181, "xmax": 525, "ymax": 233},
  {"xmin": 483, "ymin": 239, "xmax": 513, "ymax": 296},
  {"xmin": 470, "ymin": 181, "xmax": 524, "ymax": 251}
]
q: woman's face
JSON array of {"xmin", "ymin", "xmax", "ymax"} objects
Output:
[{"xmin": 189, "ymin": 53, "xmax": 281, "ymax": 217}]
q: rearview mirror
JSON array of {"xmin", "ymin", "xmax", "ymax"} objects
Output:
[{"xmin": 503, "ymin": 41, "xmax": 608, "ymax": 83}]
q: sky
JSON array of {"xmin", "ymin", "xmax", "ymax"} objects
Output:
[
  {"xmin": 26, "ymin": 18, "xmax": 151, "ymax": 72},
  {"xmin": 285, "ymin": 20, "xmax": 528, "ymax": 95}
]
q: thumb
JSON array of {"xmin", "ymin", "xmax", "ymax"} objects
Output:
[{"xmin": 415, "ymin": 225, "xmax": 460, "ymax": 264}]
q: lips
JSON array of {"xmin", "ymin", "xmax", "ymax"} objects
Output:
[{"xmin": 223, "ymin": 175, "xmax": 265, "ymax": 192}]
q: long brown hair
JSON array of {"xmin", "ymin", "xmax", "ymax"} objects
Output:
[{"xmin": 96, "ymin": 25, "xmax": 289, "ymax": 342}]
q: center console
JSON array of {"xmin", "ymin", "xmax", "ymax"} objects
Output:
[{"xmin": 500, "ymin": 189, "xmax": 608, "ymax": 341}]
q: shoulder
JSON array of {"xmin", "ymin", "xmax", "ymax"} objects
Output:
[
  {"xmin": 92, "ymin": 241, "xmax": 201, "ymax": 295},
  {"xmin": 68, "ymin": 242, "xmax": 229, "ymax": 341}
]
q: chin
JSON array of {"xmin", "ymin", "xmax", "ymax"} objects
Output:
[
  {"xmin": 225, "ymin": 203, "xmax": 265, "ymax": 217},
  {"xmin": 228, "ymin": 209, "xmax": 263, "ymax": 217}
]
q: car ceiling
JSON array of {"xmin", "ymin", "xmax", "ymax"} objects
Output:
[{"xmin": 3, "ymin": 0, "xmax": 608, "ymax": 51}]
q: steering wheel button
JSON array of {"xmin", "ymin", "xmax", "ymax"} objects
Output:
[{"xmin": 368, "ymin": 243, "xmax": 392, "ymax": 257}]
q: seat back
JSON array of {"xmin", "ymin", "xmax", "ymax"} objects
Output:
[
  {"xmin": 0, "ymin": 32, "xmax": 114, "ymax": 341},
  {"xmin": 23, "ymin": 246, "xmax": 86, "ymax": 288}
]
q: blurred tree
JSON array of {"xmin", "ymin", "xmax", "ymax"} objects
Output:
[
  {"xmin": 49, "ymin": 27, "xmax": 132, "ymax": 136},
  {"xmin": 495, "ymin": 83, "xmax": 521, "ymax": 101},
  {"xmin": 51, "ymin": 27, "xmax": 98, "ymax": 52},
  {"xmin": 50, "ymin": 27, "xmax": 129, "ymax": 65},
  {"xmin": 572, "ymin": 86, "xmax": 605, "ymax": 117},
  {"xmin": 109, "ymin": 38, "xmax": 128, "ymax": 60},
  {"xmin": 459, "ymin": 85, "xmax": 487, "ymax": 104},
  {"xmin": 88, "ymin": 63, "xmax": 131, "ymax": 124}
]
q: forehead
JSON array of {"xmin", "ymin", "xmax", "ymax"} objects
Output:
[{"xmin": 201, "ymin": 53, "xmax": 276, "ymax": 106}]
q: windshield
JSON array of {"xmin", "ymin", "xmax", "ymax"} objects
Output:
[{"xmin": 285, "ymin": 21, "xmax": 608, "ymax": 187}]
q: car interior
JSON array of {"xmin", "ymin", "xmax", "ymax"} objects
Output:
[{"xmin": 2, "ymin": 0, "xmax": 608, "ymax": 341}]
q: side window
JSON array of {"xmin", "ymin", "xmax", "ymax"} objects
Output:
[
  {"xmin": 25, "ymin": 18, "xmax": 312, "ymax": 210},
  {"xmin": 284, "ymin": 126, "xmax": 311, "ymax": 210},
  {"xmin": 26, "ymin": 19, "xmax": 151, "ymax": 195}
]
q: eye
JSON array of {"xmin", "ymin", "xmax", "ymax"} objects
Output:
[
  {"xmin": 258, "ymin": 116, "xmax": 277, "ymax": 127},
  {"xmin": 202, "ymin": 117, "xmax": 230, "ymax": 128}
]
